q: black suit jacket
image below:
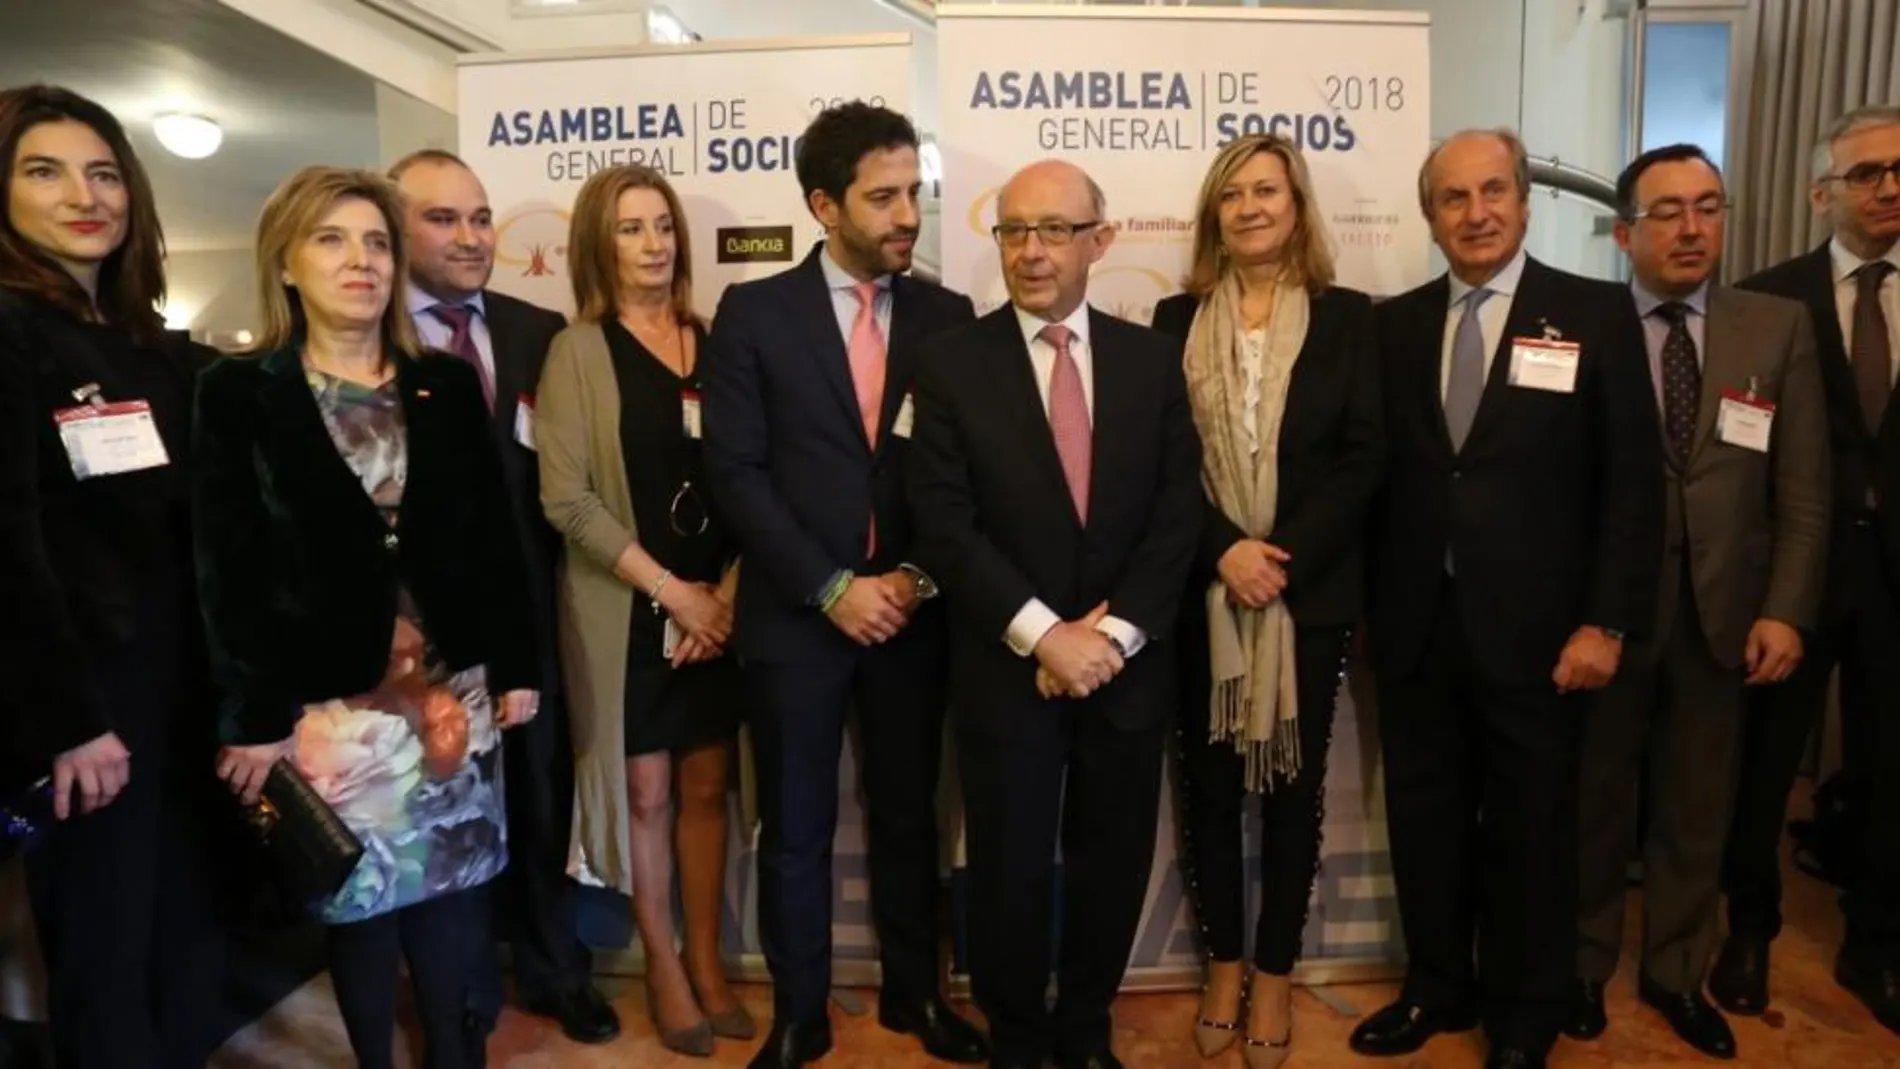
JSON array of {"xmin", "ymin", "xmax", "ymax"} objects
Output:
[
  {"xmin": 906, "ymin": 305, "xmax": 1204, "ymax": 737},
  {"xmin": 193, "ymin": 343, "xmax": 538, "ymax": 744},
  {"xmin": 0, "ymin": 288, "xmax": 214, "ymax": 773},
  {"xmin": 1739, "ymin": 242, "xmax": 1900, "ymax": 603},
  {"xmin": 1150, "ymin": 287, "xmax": 1384, "ymax": 627},
  {"xmin": 703, "ymin": 244, "xmax": 976, "ymax": 663},
  {"xmin": 1368, "ymin": 257, "xmax": 1664, "ymax": 686},
  {"xmin": 481, "ymin": 290, "xmax": 567, "ymax": 699}
]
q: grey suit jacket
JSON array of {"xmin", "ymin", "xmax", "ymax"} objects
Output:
[{"xmin": 1650, "ymin": 285, "xmax": 1829, "ymax": 669}]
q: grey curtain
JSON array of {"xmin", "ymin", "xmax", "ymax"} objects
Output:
[{"xmin": 1728, "ymin": 0, "xmax": 1900, "ymax": 278}]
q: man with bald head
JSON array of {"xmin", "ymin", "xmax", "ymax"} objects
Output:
[
  {"xmin": 1350, "ymin": 130, "xmax": 1661, "ymax": 1069},
  {"xmin": 907, "ymin": 160, "xmax": 1202, "ymax": 1069}
]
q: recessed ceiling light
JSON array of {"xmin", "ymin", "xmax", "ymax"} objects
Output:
[{"xmin": 153, "ymin": 113, "xmax": 223, "ymax": 160}]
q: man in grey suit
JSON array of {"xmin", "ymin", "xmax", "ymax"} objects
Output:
[{"xmin": 1566, "ymin": 144, "xmax": 1829, "ymax": 1060}]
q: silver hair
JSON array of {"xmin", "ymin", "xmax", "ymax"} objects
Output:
[
  {"xmin": 1812, "ymin": 105, "xmax": 1900, "ymax": 181},
  {"xmin": 1416, "ymin": 127, "xmax": 1532, "ymax": 218}
]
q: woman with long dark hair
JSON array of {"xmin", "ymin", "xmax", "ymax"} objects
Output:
[{"xmin": 0, "ymin": 83, "xmax": 223, "ymax": 1069}]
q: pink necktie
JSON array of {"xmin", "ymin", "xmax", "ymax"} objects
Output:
[
  {"xmin": 1040, "ymin": 323, "xmax": 1091, "ymax": 523},
  {"xmin": 849, "ymin": 281, "xmax": 887, "ymax": 555}
]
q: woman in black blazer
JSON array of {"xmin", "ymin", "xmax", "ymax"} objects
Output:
[
  {"xmin": 0, "ymin": 85, "xmax": 224, "ymax": 1069},
  {"xmin": 193, "ymin": 166, "xmax": 538, "ymax": 1069},
  {"xmin": 1153, "ymin": 134, "xmax": 1383, "ymax": 1068}
]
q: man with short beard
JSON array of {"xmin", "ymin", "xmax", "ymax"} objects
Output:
[
  {"xmin": 702, "ymin": 103, "xmax": 987, "ymax": 1069},
  {"xmin": 389, "ymin": 149, "xmax": 621, "ymax": 1047}
]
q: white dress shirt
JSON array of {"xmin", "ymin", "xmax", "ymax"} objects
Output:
[
  {"xmin": 1631, "ymin": 278, "xmax": 1710, "ymax": 410},
  {"xmin": 1002, "ymin": 303, "xmax": 1147, "ymax": 660},
  {"xmin": 407, "ymin": 286, "xmax": 496, "ymax": 386},
  {"xmin": 1830, "ymin": 237, "xmax": 1900, "ymax": 385},
  {"xmin": 1439, "ymin": 246, "xmax": 1529, "ymax": 400}
]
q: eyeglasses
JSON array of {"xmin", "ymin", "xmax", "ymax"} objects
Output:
[
  {"xmin": 1630, "ymin": 196, "xmax": 1730, "ymax": 225},
  {"xmin": 1823, "ymin": 160, "xmax": 1900, "ymax": 192},
  {"xmin": 991, "ymin": 220, "xmax": 1102, "ymax": 248}
]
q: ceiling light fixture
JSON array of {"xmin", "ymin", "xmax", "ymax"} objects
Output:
[{"xmin": 153, "ymin": 113, "xmax": 223, "ymax": 160}]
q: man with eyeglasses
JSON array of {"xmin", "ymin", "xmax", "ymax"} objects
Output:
[
  {"xmin": 1562, "ymin": 143, "xmax": 1827, "ymax": 1060},
  {"xmin": 1349, "ymin": 129, "xmax": 1662, "ymax": 1069},
  {"xmin": 1722, "ymin": 104, "xmax": 1900, "ymax": 1035},
  {"xmin": 906, "ymin": 159, "xmax": 1201, "ymax": 1069}
]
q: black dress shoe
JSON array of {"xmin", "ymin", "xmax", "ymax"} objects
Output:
[
  {"xmin": 1485, "ymin": 1048, "xmax": 1547, "ymax": 1069},
  {"xmin": 1638, "ymin": 980, "xmax": 1736, "ymax": 1060},
  {"xmin": 1836, "ymin": 951, "xmax": 1900, "ymax": 1037},
  {"xmin": 521, "ymin": 984, "xmax": 622, "ymax": 1045},
  {"xmin": 1056, "ymin": 1051, "xmax": 1124, "ymax": 1069},
  {"xmin": 1710, "ymin": 935, "xmax": 1770, "ymax": 1016},
  {"xmin": 880, "ymin": 997, "xmax": 991, "ymax": 1063},
  {"xmin": 1348, "ymin": 1000, "xmax": 1478, "ymax": 1057},
  {"xmin": 1562, "ymin": 979, "xmax": 1607, "ymax": 1041},
  {"xmin": 748, "ymin": 1017, "xmax": 834, "ymax": 1069}
]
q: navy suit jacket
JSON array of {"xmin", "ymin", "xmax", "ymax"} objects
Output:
[{"xmin": 702, "ymin": 245, "xmax": 976, "ymax": 663}]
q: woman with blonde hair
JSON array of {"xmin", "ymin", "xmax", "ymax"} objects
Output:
[
  {"xmin": 1151, "ymin": 133, "xmax": 1384, "ymax": 1067},
  {"xmin": 537, "ymin": 164, "xmax": 747, "ymax": 1057},
  {"xmin": 194, "ymin": 165, "xmax": 539, "ymax": 1069}
]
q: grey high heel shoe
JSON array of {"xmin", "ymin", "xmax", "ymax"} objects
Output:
[
  {"xmin": 1243, "ymin": 1026, "xmax": 1292, "ymax": 1069},
  {"xmin": 705, "ymin": 1003, "xmax": 757, "ymax": 1042},
  {"xmin": 1193, "ymin": 985, "xmax": 1245, "ymax": 1058},
  {"xmin": 645, "ymin": 978, "xmax": 714, "ymax": 1058}
]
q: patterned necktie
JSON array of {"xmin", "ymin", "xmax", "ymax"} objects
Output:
[
  {"xmin": 429, "ymin": 304, "xmax": 494, "ymax": 411},
  {"xmin": 1657, "ymin": 301, "xmax": 1701, "ymax": 462},
  {"xmin": 1444, "ymin": 286, "xmax": 1491, "ymax": 450},
  {"xmin": 1852, "ymin": 260, "xmax": 1895, "ymax": 435},
  {"xmin": 1040, "ymin": 323, "xmax": 1091, "ymax": 523},
  {"xmin": 847, "ymin": 281, "xmax": 887, "ymax": 555}
]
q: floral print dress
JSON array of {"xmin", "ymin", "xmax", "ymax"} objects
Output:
[{"xmin": 296, "ymin": 368, "xmax": 507, "ymax": 924}]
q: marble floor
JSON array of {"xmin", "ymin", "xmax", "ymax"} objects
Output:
[{"xmin": 214, "ymin": 794, "xmax": 1900, "ymax": 1068}]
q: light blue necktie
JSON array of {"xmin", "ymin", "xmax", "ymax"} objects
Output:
[{"xmin": 1445, "ymin": 287, "xmax": 1492, "ymax": 450}]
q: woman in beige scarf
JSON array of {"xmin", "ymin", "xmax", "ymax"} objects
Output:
[{"xmin": 1151, "ymin": 134, "xmax": 1384, "ymax": 1068}]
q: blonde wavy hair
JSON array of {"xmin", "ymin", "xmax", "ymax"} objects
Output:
[
  {"xmin": 251, "ymin": 165, "xmax": 422, "ymax": 357},
  {"xmin": 567, "ymin": 164, "xmax": 697, "ymax": 325},
  {"xmin": 1184, "ymin": 134, "xmax": 1336, "ymax": 297}
]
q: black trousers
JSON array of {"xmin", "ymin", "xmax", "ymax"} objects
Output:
[
  {"xmin": 328, "ymin": 886, "xmax": 483, "ymax": 1069},
  {"xmin": 1175, "ymin": 622, "xmax": 1351, "ymax": 975},
  {"xmin": 468, "ymin": 690, "xmax": 589, "ymax": 1021},
  {"xmin": 1375, "ymin": 582, "xmax": 1581, "ymax": 1052},
  {"xmin": 959, "ymin": 702, "xmax": 1165, "ymax": 1064},
  {"xmin": 1725, "ymin": 522, "xmax": 1900, "ymax": 958},
  {"xmin": 25, "ymin": 750, "xmax": 223, "ymax": 1069},
  {"xmin": 1577, "ymin": 572, "xmax": 1743, "ymax": 993},
  {"xmin": 746, "ymin": 625, "xmax": 948, "ymax": 1022}
]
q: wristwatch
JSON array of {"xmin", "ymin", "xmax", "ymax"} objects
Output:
[{"xmin": 898, "ymin": 563, "xmax": 939, "ymax": 601}]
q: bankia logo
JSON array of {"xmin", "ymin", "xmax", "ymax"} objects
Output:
[{"xmin": 717, "ymin": 225, "xmax": 795, "ymax": 264}]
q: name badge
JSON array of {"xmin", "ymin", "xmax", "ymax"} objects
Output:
[
  {"xmin": 1717, "ymin": 387, "xmax": 1775, "ymax": 453},
  {"xmin": 892, "ymin": 393, "xmax": 916, "ymax": 440},
  {"xmin": 513, "ymin": 393, "xmax": 537, "ymax": 452},
  {"xmin": 681, "ymin": 388, "xmax": 703, "ymax": 440},
  {"xmin": 54, "ymin": 400, "xmax": 170, "ymax": 479},
  {"xmin": 1508, "ymin": 338, "xmax": 1581, "ymax": 394}
]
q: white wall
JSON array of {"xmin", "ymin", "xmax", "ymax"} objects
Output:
[
  {"xmin": 377, "ymin": 81, "xmax": 460, "ymax": 166},
  {"xmin": 402, "ymin": 0, "xmax": 650, "ymax": 51},
  {"xmin": 165, "ymin": 248, "xmax": 263, "ymax": 341}
]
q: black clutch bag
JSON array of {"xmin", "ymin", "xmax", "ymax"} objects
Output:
[
  {"xmin": 0, "ymin": 776, "xmax": 54, "ymax": 864},
  {"xmin": 240, "ymin": 759, "xmax": 364, "ymax": 903}
]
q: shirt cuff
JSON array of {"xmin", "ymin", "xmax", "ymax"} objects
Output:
[
  {"xmin": 1004, "ymin": 599, "xmax": 1062, "ymax": 657},
  {"xmin": 1096, "ymin": 615, "xmax": 1148, "ymax": 658},
  {"xmin": 809, "ymin": 569, "xmax": 851, "ymax": 608}
]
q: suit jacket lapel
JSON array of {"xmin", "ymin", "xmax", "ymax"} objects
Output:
[
  {"xmin": 1412, "ymin": 276, "xmax": 1457, "ymax": 457},
  {"xmin": 1085, "ymin": 308, "xmax": 1128, "ymax": 525},
  {"xmin": 991, "ymin": 309, "xmax": 1080, "ymax": 531},
  {"xmin": 877, "ymin": 274, "xmax": 926, "ymax": 453},
  {"xmin": 790, "ymin": 248, "xmax": 872, "ymax": 450},
  {"xmin": 482, "ymin": 293, "xmax": 524, "ymax": 437},
  {"xmin": 1464, "ymin": 257, "xmax": 1551, "ymax": 452},
  {"xmin": 257, "ymin": 344, "xmax": 385, "ymax": 530},
  {"xmin": 1690, "ymin": 287, "xmax": 1748, "ymax": 464}
]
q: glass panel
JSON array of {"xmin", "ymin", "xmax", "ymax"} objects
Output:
[{"xmin": 1640, "ymin": 21, "xmax": 1733, "ymax": 169}]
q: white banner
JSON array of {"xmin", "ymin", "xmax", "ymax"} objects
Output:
[
  {"xmin": 937, "ymin": 4, "xmax": 1432, "ymax": 323},
  {"xmin": 456, "ymin": 36, "xmax": 912, "ymax": 318}
]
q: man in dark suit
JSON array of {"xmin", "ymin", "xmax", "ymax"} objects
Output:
[
  {"xmin": 1348, "ymin": 129, "xmax": 1663, "ymax": 1069},
  {"xmin": 1564, "ymin": 144, "xmax": 1828, "ymax": 1060},
  {"xmin": 907, "ymin": 159, "xmax": 1202, "ymax": 1069},
  {"xmin": 1722, "ymin": 105, "xmax": 1900, "ymax": 1033},
  {"xmin": 390, "ymin": 149, "xmax": 620, "ymax": 1045},
  {"xmin": 700, "ymin": 104, "xmax": 987, "ymax": 1069}
]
